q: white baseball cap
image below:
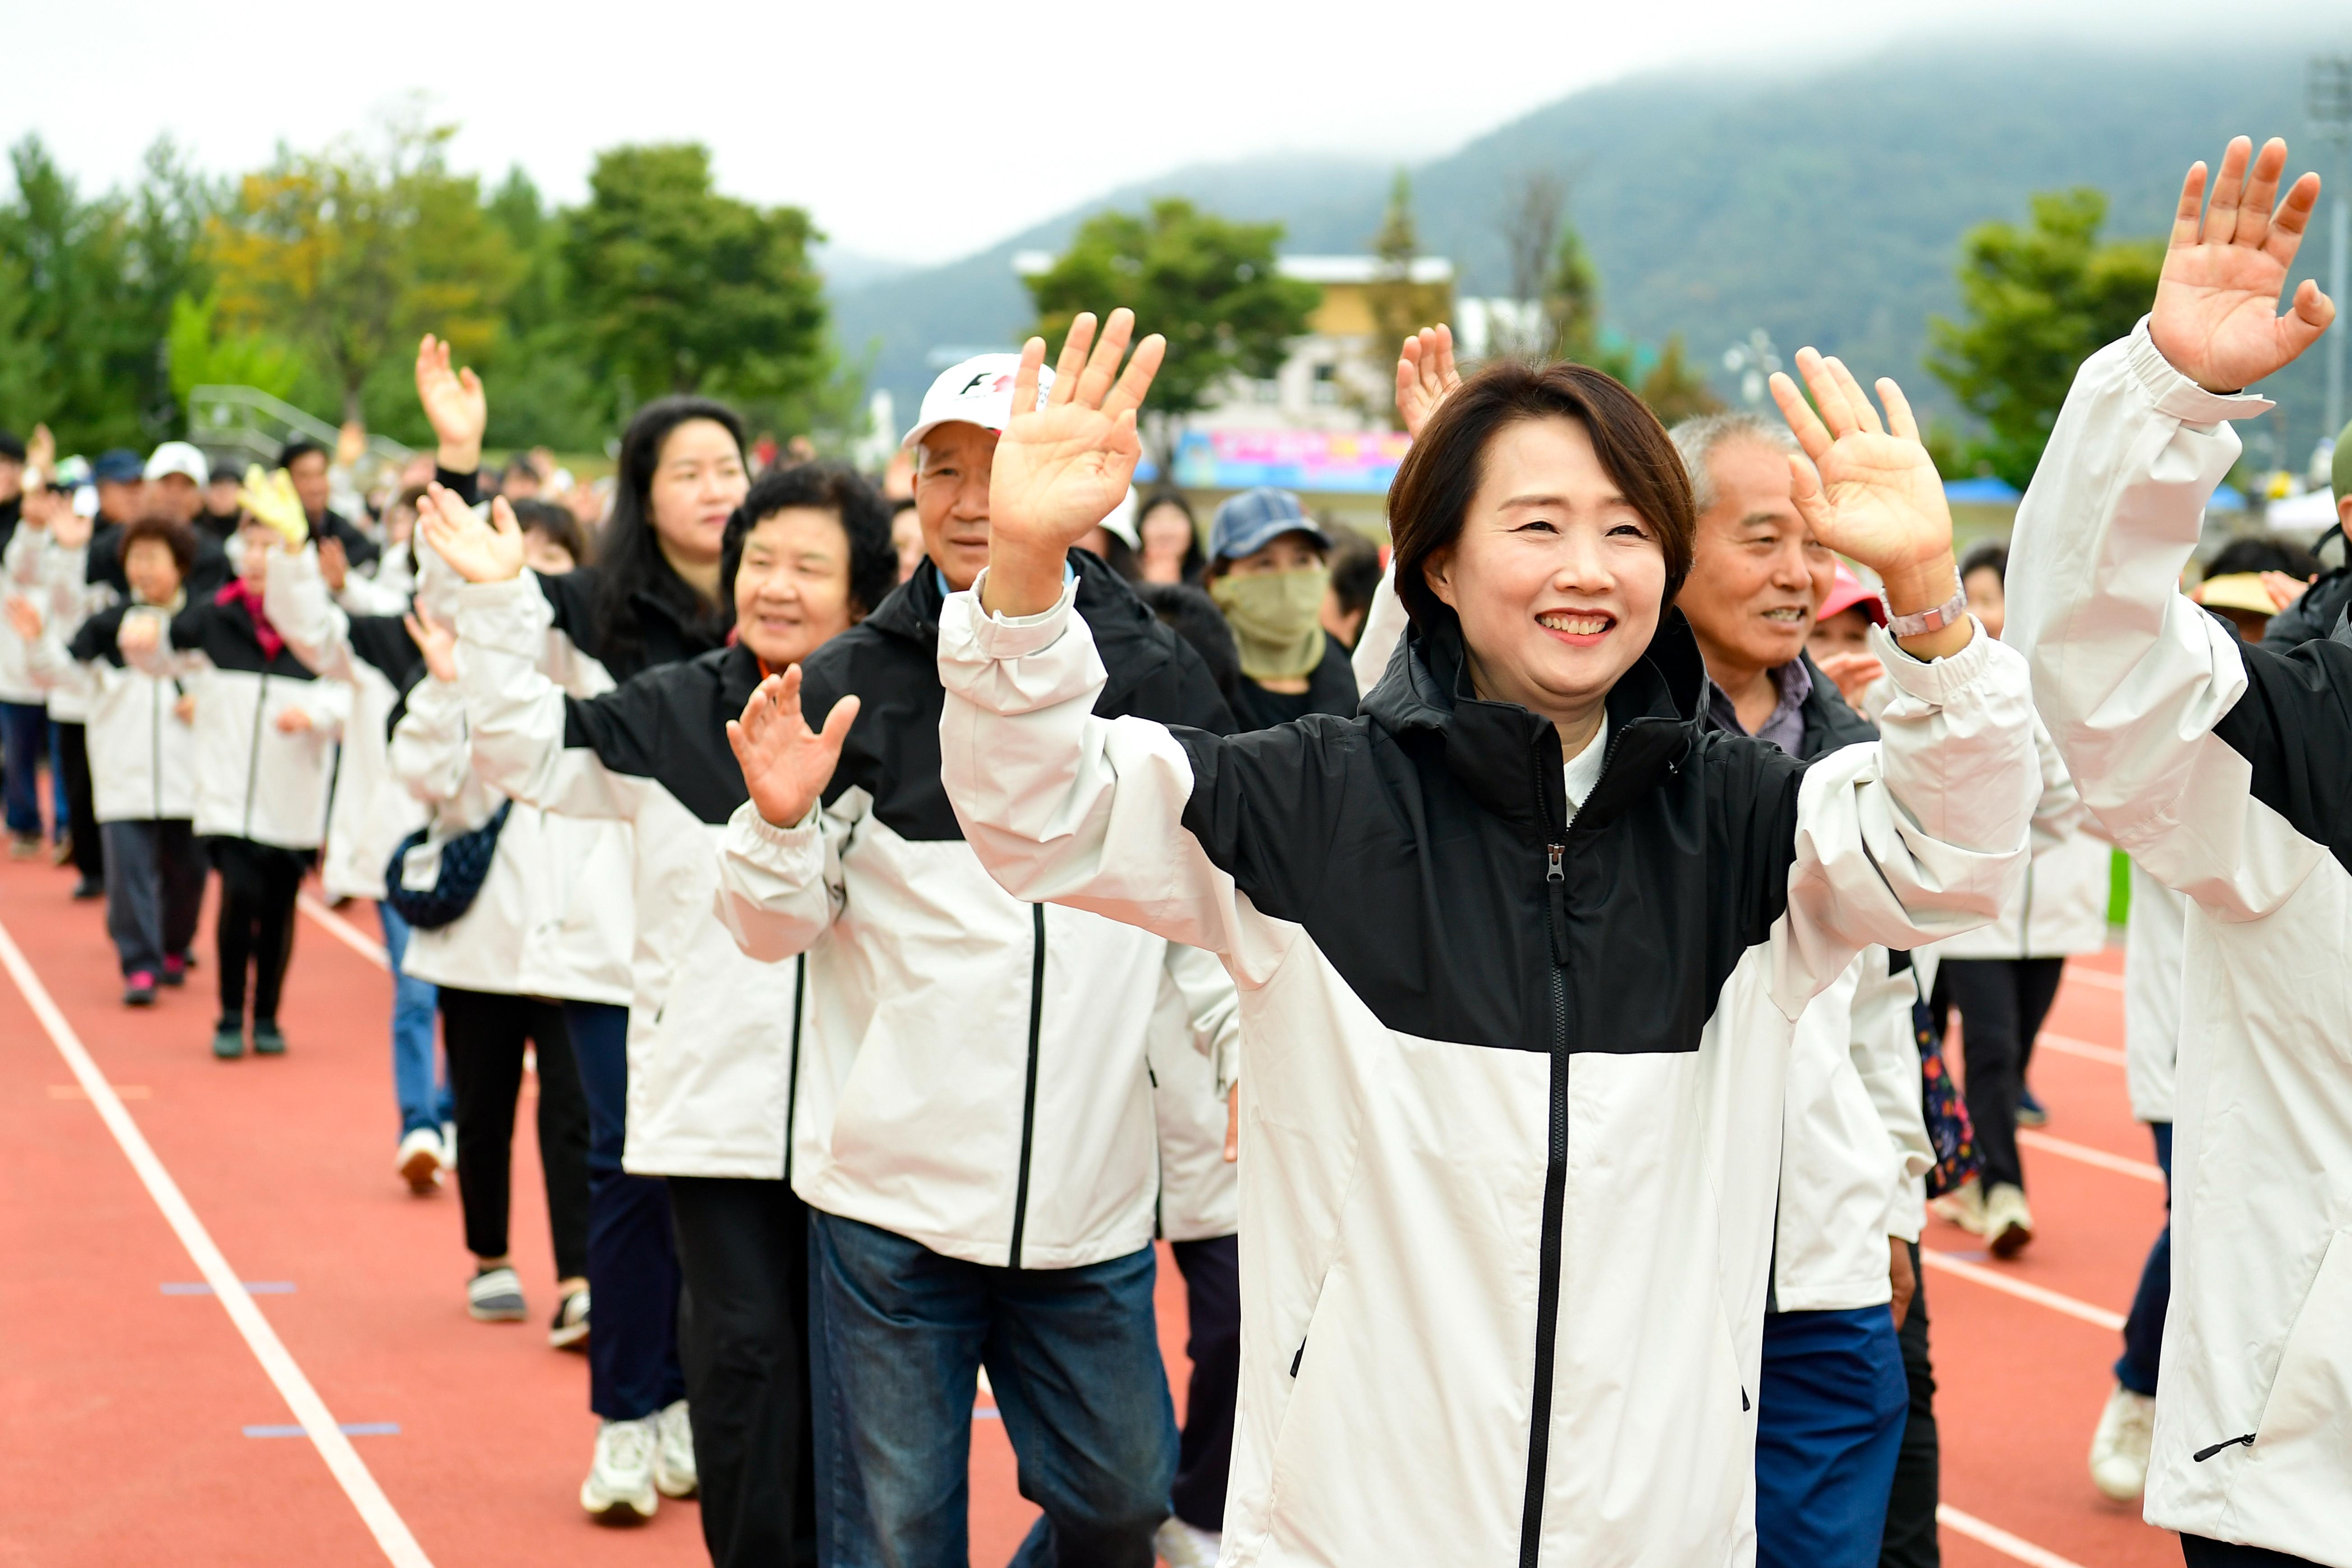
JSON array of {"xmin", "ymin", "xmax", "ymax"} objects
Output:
[
  {"xmin": 144, "ymin": 440, "xmax": 209, "ymax": 485},
  {"xmin": 902, "ymin": 353, "xmax": 1054, "ymax": 450}
]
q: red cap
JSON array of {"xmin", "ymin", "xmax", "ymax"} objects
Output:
[{"xmin": 1818, "ymin": 560, "xmax": 1885, "ymax": 626}]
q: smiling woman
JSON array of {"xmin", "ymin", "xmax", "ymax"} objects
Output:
[{"xmin": 926, "ymin": 310, "xmax": 2040, "ymax": 1566}]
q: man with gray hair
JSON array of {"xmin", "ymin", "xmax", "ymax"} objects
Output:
[{"xmin": 1669, "ymin": 407, "xmax": 1941, "ymax": 1568}]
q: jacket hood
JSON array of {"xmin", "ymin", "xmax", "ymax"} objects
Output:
[{"xmin": 1360, "ymin": 604, "xmax": 1705, "ymax": 841}]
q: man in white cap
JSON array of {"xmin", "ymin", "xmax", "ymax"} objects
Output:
[
  {"xmin": 713, "ymin": 329, "xmax": 1238, "ymax": 1568},
  {"xmin": 140, "ymin": 443, "xmax": 233, "ymax": 595}
]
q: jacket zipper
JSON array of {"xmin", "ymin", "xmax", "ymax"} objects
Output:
[
  {"xmin": 1521, "ymin": 838, "xmax": 1573, "ymax": 1568},
  {"xmin": 783, "ymin": 954, "xmax": 806, "ymax": 1184},
  {"xmin": 2192, "ymin": 1432, "xmax": 2255, "ymax": 1462},
  {"xmin": 242, "ymin": 674, "xmax": 268, "ymax": 838},
  {"xmin": 1008, "ymin": 902, "xmax": 1046, "ymax": 1269}
]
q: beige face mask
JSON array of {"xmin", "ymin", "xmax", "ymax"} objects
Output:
[{"xmin": 1210, "ymin": 565, "xmax": 1330, "ymax": 682}]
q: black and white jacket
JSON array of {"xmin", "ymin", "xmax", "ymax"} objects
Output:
[
  {"xmin": 713, "ymin": 559, "xmax": 1242, "ymax": 1271},
  {"xmin": 936, "ymin": 578, "xmax": 2035, "ymax": 1567},
  {"xmin": 155, "ymin": 591, "xmax": 348, "ymax": 848},
  {"xmin": 22, "ymin": 601, "xmax": 197, "ymax": 824},
  {"xmin": 2008, "ymin": 321, "xmax": 2352, "ymax": 1564}
]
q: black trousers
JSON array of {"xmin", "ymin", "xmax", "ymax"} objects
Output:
[
  {"xmin": 669, "ymin": 1175, "xmax": 816, "ymax": 1568},
  {"xmin": 56, "ymin": 721, "xmax": 101, "ymax": 882},
  {"xmin": 208, "ymin": 837, "xmax": 307, "ymax": 1025},
  {"xmin": 439, "ymin": 987, "xmax": 590, "ymax": 1280},
  {"xmin": 101, "ymin": 818, "xmax": 205, "ymax": 976},
  {"xmin": 1934, "ymin": 957, "xmax": 2064, "ymax": 1191},
  {"xmin": 1169, "ymin": 1234, "xmax": 1241, "ymax": 1532},
  {"xmin": 2182, "ymin": 1537, "xmax": 2326, "ymax": 1566},
  {"xmin": 1878, "ymin": 1238, "xmax": 1939, "ymax": 1568}
]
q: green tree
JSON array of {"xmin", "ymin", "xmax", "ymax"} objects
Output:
[
  {"xmin": 0, "ymin": 134, "xmax": 216, "ymax": 449},
  {"xmin": 166, "ymin": 291, "xmax": 307, "ymax": 404},
  {"xmin": 474, "ymin": 166, "xmax": 605, "ymax": 451},
  {"xmin": 564, "ymin": 143, "xmax": 830, "ymax": 426},
  {"xmin": 1027, "ymin": 197, "xmax": 1320, "ymax": 464},
  {"xmin": 1928, "ymin": 188, "xmax": 2162, "ymax": 489},
  {"xmin": 1544, "ymin": 220, "xmax": 1603, "ymax": 365},
  {"xmin": 207, "ymin": 116, "xmax": 520, "ymax": 426},
  {"xmin": 1362, "ymin": 173, "xmax": 1452, "ymax": 426}
]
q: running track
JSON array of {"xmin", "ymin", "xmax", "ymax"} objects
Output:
[{"xmin": 0, "ymin": 848, "xmax": 2180, "ymax": 1566}]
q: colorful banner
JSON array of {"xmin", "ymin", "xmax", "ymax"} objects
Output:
[{"xmin": 1170, "ymin": 428, "xmax": 1415, "ymax": 494}]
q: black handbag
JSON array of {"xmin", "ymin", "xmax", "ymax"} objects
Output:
[{"xmin": 382, "ymin": 801, "xmax": 513, "ymax": 931}]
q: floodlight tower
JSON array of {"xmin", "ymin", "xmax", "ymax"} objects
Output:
[{"xmin": 2310, "ymin": 55, "xmax": 2352, "ymax": 453}]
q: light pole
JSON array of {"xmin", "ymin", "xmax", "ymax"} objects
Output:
[{"xmin": 2310, "ymin": 55, "xmax": 2352, "ymax": 456}]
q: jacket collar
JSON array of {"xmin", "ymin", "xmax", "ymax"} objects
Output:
[
  {"xmin": 1362, "ymin": 605, "xmax": 1704, "ymax": 842},
  {"xmin": 1791, "ymin": 651, "xmax": 1878, "ymax": 758},
  {"xmin": 864, "ymin": 551, "xmax": 1172, "ymax": 697}
]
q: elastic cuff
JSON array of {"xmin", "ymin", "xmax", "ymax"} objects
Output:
[
  {"xmin": 1871, "ymin": 613, "xmax": 1999, "ymax": 696},
  {"xmin": 958, "ymin": 569, "xmax": 1078, "ymax": 659},
  {"xmin": 2122, "ymin": 316, "xmax": 2274, "ymax": 424},
  {"xmin": 726, "ymin": 796, "xmax": 823, "ymax": 853}
]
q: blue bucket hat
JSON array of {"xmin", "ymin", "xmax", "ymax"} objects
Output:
[
  {"xmin": 92, "ymin": 448, "xmax": 146, "ymax": 485},
  {"xmin": 1209, "ymin": 487, "xmax": 1330, "ymax": 563}
]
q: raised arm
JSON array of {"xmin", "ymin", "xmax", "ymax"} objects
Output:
[
  {"xmin": 711, "ymin": 662, "xmax": 862, "ymax": 962},
  {"xmin": 2005, "ymin": 136, "xmax": 2340, "ymax": 917},
  {"xmin": 263, "ymin": 542, "xmax": 358, "ymax": 682}
]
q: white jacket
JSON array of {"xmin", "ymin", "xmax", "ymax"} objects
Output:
[
  {"xmin": 0, "ymin": 523, "xmax": 54, "ymax": 705},
  {"xmin": 266, "ymin": 546, "xmax": 426, "ymax": 900},
  {"xmin": 1926, "ymin": 715, "xmax": 2111, "ymax": 960},
  {"xmin": 455, "ymin": 574, "xmax": 797, "ymax": 1180},
  {"xmin": 1776, "ymin": 948, "xmax": 1933, "ymax": 1311},
  {"xmin": 2007, "ymin": 320, "xmax": 2352, "ymax": 1567},
  {"xmin": 386, "ymin": 674, "xmax": 633, "ymax": 1004},
  {"xmin": 25, "ymin": 602, "xmax": 197, "ymax": 823},
  {"xmin": 935, "ymin": 576, "xmax": 2033, "ymax": 1568},
  {"xmin": 151, "ymin": 592, "xmax": 348, "ymax": 849},
  {"xmin": 1151, "ymin": 960, "xmax": 1242, "ymax": 1242},
  {"xmin": 2122, "ymin": 857, "xmax": 2186, "ymax": 1125}
]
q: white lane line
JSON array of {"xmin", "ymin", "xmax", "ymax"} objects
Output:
[
  {"xmin": 297, "ymin": 892, "xmax": 388, "ymax": 969},
  {"xmin": 1921, "ymin": 1248, "xmax": 2127, "ymax": 1331},
  {"xmin": 2036, "ymin": 1032, "xmax": 2127, "ymax": 1067},
  {"xmin": 0, "ymin": 915, "xmax": 433, "ymax": 1567},
  {"xmin": 1937, "ymin": 1505, "xmax": 2091, "ymax": 1568},
  {"xmin": 2061, "ymin": 965, "xmax": 2124, "ymax": 993},
  {"xmin": 2019, "ymin": 1129, "xmax": 2166, "ymax": 1185}
]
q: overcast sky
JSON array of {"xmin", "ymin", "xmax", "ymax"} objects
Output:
[{"xmin": 8, "ymin": 1, "xmax": 2340, "ymax": 266}]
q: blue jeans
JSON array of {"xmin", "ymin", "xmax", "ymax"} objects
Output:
[
  {"xmin": 2117, "ymin": 1122, "xmax": 2173, "ymax": 1396},
  {"xmin": 809, "ymin": 1212, "xmax": 1175, "ymax": 1568},
  {"xmin": 0, "ymin": 701, "xmax": 44, "ymax": 837},
  {"xmin": 1754, "ymin": 1304, "xmax": 1909, "ymax": 1568},
  {"xmin": 377, "ymin": 903, "xmax": 449, "ymax": 1139},
  {"xmin": 564, "ymin": 999, "xmax": 686, "ymax": 1422}
]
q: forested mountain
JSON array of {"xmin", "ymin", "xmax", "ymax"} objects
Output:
[{"xmin": 833, "ymin": 39, "xmax": 2336, "ymax": 465}]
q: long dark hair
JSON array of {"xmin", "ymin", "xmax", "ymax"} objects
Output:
[
  {"xmin": 1137, "ymin": 491, "xmax": 1207, "ymax": 583},
  {"xmin": 592, "ymin": 395, "xmax": 748, "ymax": 665}
]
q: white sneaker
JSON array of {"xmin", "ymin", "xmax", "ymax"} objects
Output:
[
  {"xmin": 396, "ymin": 1128, "xmax": 444, "ymax": 1195},
  {"xmin": 1929, "ymin": 1177, "xmax": 1987, "ymax": 1235},
  {"xmin": 1985, "ymin": 1182, "xmax": 2036, "ymax": 1259},
  {"xmin": 441, "ymin": 1120, "xmax": 458, "ymax": 1173},
  {"xmin": 581, "ymin": 1416, "xmax": 659, "ymax": 1522},
  {"xmin": 466, "ymin": 1265, "xmax": 527, "ymax": 1322},
  {"xmin": 1155, "ymin": 1515, "xmax": 1222, "ymax": 1568},
  {"xmin": 2089, "ymin": 1383, "xmax": 2156, "ymax": 1500},
  {"xmin": 654, "ymin": 1398, "xmax": 697, "ymax": 1499}
]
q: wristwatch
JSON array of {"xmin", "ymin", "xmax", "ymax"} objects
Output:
[{"xmin": 1881, "ymin": 579, "xmax": 1968, "ymax": 640}]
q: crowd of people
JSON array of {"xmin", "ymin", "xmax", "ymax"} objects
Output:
[{"xmin": 0, "ymin": 133, "xmax": 2347, "ymax": 1568}]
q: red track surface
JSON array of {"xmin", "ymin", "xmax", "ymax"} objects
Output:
[{"xmin": 1, "ymin": 844, "xmax": 2178, "ymax": 1567}]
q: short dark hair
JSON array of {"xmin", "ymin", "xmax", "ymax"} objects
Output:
[
  {"xmin": 2203, "ymin": 536, "xmax": 2316, "ymax": 581},
  {"xmin": 510, "ymin": 498, "xmax": 588, "ymax": 569},
  {"xmin": 1959, "ymin": 541, "xmax": 2008, "ymax": 585},
  {"xmin": 1325, "ymin": 524, "xmax": 1384, "ymax": 626},
  {"xmin": 119, "ymin": 515, "xmax": 198, "ymax": 579},
  {"xmin": 1134, "ymin": 582, "xmax": 1242, "ymax": 710},
  {"xmin": 504, "ymin": 453, "xmax": 541, "ymax": 481},
  {"xmin": 721, "ymin": 461, "xmax": 898, "ymax": 621},
  {"xmin": 1386, "ymin": 359, "xmax": 1695, "ymax": 629},
  {"xmin": 0, "ymin": 431, "xmax": 24, "ymax": 463},
  {"xmin": 278, "ymin": 438, "xmax": 327, "ymax": 471}
]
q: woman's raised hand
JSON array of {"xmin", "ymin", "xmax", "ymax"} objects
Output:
[
  {"xmin": 403, "ymin": 610, "xmax": 458, "ymax": 684},
  {"xmin": 982, "ymin": 309, "xmax": 1165, "ymax": 617},
  {"xmin": 1395, "ymin": 325, "xmax": 1460, "ymax": 439},
  {"xmin": 1769, "ymin": 351, "xmax": 1967, "ymax": 655},
  {"xmin": 416, "ymin": 486, "xmax": 525, "ymax": 585},
  {"xmin": 415, "ymin": 334, "xmax": 487, "ymax": 472},
  {"xmin": 2151, "ymin": 137, "xmax": 2334, "ymax": 394},
  {"xmin": 726, "ymin": 665, "xmax": 861, "ymax": 829}
]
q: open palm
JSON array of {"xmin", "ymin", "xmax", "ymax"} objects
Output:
[
  {"xmin": 417, "ymin": 487, "xmax": 525, "ymax": 585},
  {"xmin": 415, "ymin": 334, "xmax": 487, "ymax": 462},
  {"xmin": 1770, "ymin": 351, "xmax": 1950, "ymax": 580},
  {"xmin": 989, "ymin": 309, "xmax": 1166, "ymax": 558},
  {"xmin": 727, "ymin": 665, "xmax": 859, "ymax": 829},
  {"xmin": 2150, "ymin": 137, "xmax": 2334, "ymax": 393},
  {"xmin": 1395, "ymin": 325, "xmax": 1460, "ymax": 440}
]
